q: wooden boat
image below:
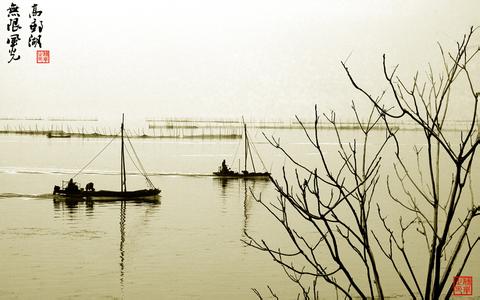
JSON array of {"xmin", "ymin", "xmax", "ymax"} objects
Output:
[
  {"xmin": 213, "ymin": 121, "xmax": 270, "ymax": 179},
  {"xmin": 53, "ymin": 114, "xmax": 160, "ymax": 200}
]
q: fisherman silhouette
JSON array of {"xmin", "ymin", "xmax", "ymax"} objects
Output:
[
  {"xmin": 85, "ymin": 182, "xmax": 95, "ymax": 192},
  {"xmin": 221, "ymin": 159, "xmax": 229, "ymax": 172},
  {"xmin": 66, "ymin": 178, "xmax": 79, "ymax": 192}
]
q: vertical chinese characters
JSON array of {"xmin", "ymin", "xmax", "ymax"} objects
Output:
[
  {"xmin": 4, "ymin": 3, "xmax": 46, "ymax": 63},
  {"xmin": 6, "ymin": 2, "xmax": 21, "ymax": 63},
  {"xmin": 28, "ymin": 4, "xmax": 43, "ymax": 48}
]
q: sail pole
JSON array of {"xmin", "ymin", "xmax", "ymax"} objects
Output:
[
  {"xmin": 243, "ymin": 120, "xmax": 247, "ymax": 172},
  {"xmin": 121, "ymin": 114, "xmax": 127, "ymax": 192}
]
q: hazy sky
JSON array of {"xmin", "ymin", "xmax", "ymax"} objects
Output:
[{"xmin": 0, "ymin": 0, "xmax": 479, "ymax": 121}]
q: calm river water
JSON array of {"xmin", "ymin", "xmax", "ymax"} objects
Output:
[{"xmin": 0, "ymin": 123, "xmax": 478, "ymax": 299}]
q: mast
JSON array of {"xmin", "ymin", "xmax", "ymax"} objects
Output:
[
  {"xmin": 244, "ymin": 121, "xmax": 247, "ymax": 172},
  {"xmin": 120, "ymin": 114, "xmax": 127, "ymax": 192}
]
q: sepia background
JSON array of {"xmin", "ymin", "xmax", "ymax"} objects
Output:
[
  {"xmin": 0, "ymin": 0, "xmax": 479, "ymax": 299},
  {"xmin": 0, "ymin": 0, "xmax": 478, "ymax": 120}
]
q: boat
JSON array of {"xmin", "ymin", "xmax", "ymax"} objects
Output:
[
  {"xmin": 47, "ymin": 131, "xmax": 71, "ymax": 138},
  {"xmin": 53, "ymin": 114, "xmax": 160, "ymax": 200},
  {"xmin": 213, "ymin": 120, "xmax": 270, "ymax": 179}
]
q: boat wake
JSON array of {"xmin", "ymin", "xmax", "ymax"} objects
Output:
[
  {"xmin": 0, "ymin": 167, "xmax": 116, "ymax": 176},
  {"xmin": 0, "ymin": 167, "xmax": 212, "ymax": 177},
  {"xmin": 149, "ymin": 172, "xmax": 211, "ymax": 177},
  {"xmin": 0, "ymin": 193, "xmax": 53, "ymax": 199}
]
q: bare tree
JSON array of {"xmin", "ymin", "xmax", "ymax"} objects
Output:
[{"xmin": 245, "ymin": 27, "xmax": 479, "ymax": 299}]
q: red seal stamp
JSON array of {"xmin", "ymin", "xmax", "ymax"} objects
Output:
[
  {"xmin": 36, "ymin": 50, "xmax": 50, "ymax": 64},
  {"xmin": 453, "ymin": 276, "xmax": 473, "ymax": 296}
]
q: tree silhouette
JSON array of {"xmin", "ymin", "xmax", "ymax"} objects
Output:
[{"xmin": 245, "ymin": 27, "xmax": 479, "ymax": 299}]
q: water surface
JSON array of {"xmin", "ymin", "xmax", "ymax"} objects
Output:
[{"xmin": 0, "ymin": 127, "xmax": 478, "ymax": 299}]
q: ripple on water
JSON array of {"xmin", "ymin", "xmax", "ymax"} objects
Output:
[{"xmin": 0, "ymin": 227, "xmax": 106, "ymax": 240}]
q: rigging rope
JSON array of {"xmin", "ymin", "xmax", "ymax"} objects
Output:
[
  {"xmin": 125, "ymin": 133, "xmax": 155, "ymax": 189},
  {"xmin": 125, "ymin": 134, "xmax": 148, "ymax": 175},
  {"xmin": 246, "ymin": 130, "xmax": 256, "ymax": 172},
  {"xmin": 124, "ymin": 144, "xmax": 155, "ymax": 189},
  {"xmin": 247, "ymin": 129, "xmax": 268, "ymax": 172},
  {"xmin": 72, "ymin": 134, "xmax": 119, "ymax": 179},
  {"xmin": 230, "ymin": 137, "xmax": 241, "ymax": 168}
]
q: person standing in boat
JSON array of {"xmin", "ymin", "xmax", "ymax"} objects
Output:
[
  {"xmin": 66, "ymin": 178, "xmax": 79, "ymax": 192},
  {"xmin": 221, "ymin": 159, "xmax": 230, "ymax": 172}
]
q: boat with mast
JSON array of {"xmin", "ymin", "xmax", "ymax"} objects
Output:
[
  {"xmin": 53, "ymin": 114, "xmax": 160, "ymax": 200},
  {"xmin": 213, "ymin": 119, "xmax": 270, "ymax": 179}
]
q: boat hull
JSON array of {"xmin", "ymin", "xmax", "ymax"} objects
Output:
[
  {"xmin": 213, "ymin": 171, "xmax": 270, "ymax": 179},
  {"xmin": 53, "ymin": 188, "xmax": 161, "ymax": 201},
  {"xmin": 47, "ymin": 132, "xmax": 71, "ymax": 138}
]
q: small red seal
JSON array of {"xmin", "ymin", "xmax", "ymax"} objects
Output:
[
  {"xmin": 36, "ymin": 50, "xmax": 50, "ymax": 64},
  {"xmin": 453, "ymin": 276, "xmax": 473, "ymax": 296}
]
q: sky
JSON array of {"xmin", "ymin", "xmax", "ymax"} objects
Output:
[{"xmin": 0, "ymin": 0, "xmax": 479, "ymax": 121}]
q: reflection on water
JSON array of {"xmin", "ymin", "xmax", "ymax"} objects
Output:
[
  {"xmin": 50, "ymin": 197, "xmax": 162, "ymax": 298},
  {"xmin": 215, "ymin": 177, "xmax": 231, "ymax": 197},
  {"xmin": 52, "ymin": 198, "xmax": 160, "ymax": 210},
  {"xmin": 119, "ymin": 200, "xmax": 126, "ymax": 294},
  {"xmin": 214, "ymin": 177, "xmax": 270, "ymax": 240},
  {"xmin": 47, "ymin": 187, "xmax": 295, "ymax": 299},
  {"xmin": 243, "ymin": 180, "xmax": 268, "ymax": 239}
]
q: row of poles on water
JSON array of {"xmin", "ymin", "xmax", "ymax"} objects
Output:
[
  {"xmin": 0, "ymin": 123, "xmax": 243, "ymax": 139},
  {"xmin": 0, "ymin": 118, "xmax": 475, "ymax": 139}
]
